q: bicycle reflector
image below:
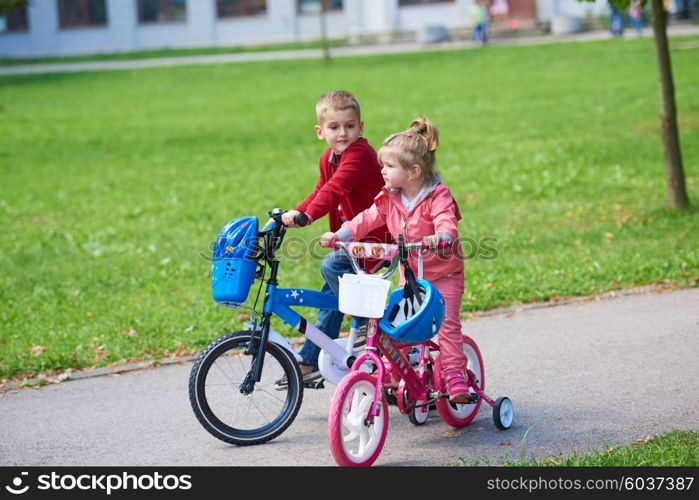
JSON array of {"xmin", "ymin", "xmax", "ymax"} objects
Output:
[
  {"xmin": 211, "ymin": 216, "xmax": 258, "ymax": 308},
  {"xmin": 379, "ymin": 280, "xmax": 445, "ymax": 343}
]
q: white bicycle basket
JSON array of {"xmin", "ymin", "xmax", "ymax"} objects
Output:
[{"xmin": 338, "ymin": 273, "xmax": 391, "ymax": 318}]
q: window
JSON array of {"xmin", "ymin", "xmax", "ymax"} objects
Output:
[
  {"xmin": 297, "ymin": 0, "xmax": 342, "ymax": 14},
  {"xmin": 0, "ymin": 3, "xmax": 28, "ymax": 32},
  {"xmin": 399, "ymin": 0, "xmax": 454, "ymax": 5},
  {"xmin": 58, "ymin": 0, "xmax": 107, "ymax": 28},
  {"xmin": 217, "ymin": 0, "xmax": 266, "ymax": 18},
  {"xmin": 138, "ymin": 0, "xmax": 186, "ymax": 23}
]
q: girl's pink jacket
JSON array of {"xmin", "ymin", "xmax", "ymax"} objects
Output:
[{"xmin": 339, "ymin": 182, "xmax": 464, "ymax": 282}]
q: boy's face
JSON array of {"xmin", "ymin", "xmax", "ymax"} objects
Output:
[{"xmin": 315, "ymin": 108, "xmax": 363, "ymax": 155}]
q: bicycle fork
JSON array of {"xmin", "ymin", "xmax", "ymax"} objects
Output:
[{"xmin": 240, "ymin": 312, "xmax": 272, "ymax": 395}]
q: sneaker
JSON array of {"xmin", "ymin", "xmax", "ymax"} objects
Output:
[
  {"xmin": 443, "ymin": 369, "xmax": 470, "ymax": 404},
  {"xmin": 352, "ymin": 323, "xmax": 368, "ymax": 349},
  {"xmin": 275, "ymin": 363, "xmax": 321, "ymax": 390}
]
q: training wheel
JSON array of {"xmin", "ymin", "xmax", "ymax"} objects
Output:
[
  {"xmin": 493, "ymin": 396, "xmax": 513, "ymax": 430},
  {"xmin": 408, "ymin": 402, "xmax": 429, "ymax": 426}
]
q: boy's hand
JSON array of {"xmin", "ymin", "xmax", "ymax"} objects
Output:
[
  {"xmin": 320, "ymin": 232, "xmax": 338, "ymax": 248},
  {"xmin": 422, "ymin": 234, "xmax": 441, "ymax": 249},
  {"xmin": 281, "ymin": 210, "xmax": 301, "ymax": 228}
]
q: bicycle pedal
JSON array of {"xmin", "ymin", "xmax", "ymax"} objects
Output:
[
  {"xmin": 304, "ymin": 379, "xmax": 325, "ymax": 389},
  {"xmin": 462, "ymin": 393, "xmax": 479, "ymax": 404}
]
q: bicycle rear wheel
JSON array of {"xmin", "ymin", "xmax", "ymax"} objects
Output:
[
  {"xmin": 435, "ymin": 335, "xmax": 484, "ymax": 427},
  {"xmin": 189, "ymin": 330, "xmax": 303, "ymax": 446}
]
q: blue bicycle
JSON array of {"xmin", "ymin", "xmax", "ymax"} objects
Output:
[{"xmin": 189, "ymin": 209, "xmax": 375, "ymax": 445}]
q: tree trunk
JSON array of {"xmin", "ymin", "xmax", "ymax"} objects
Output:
[
  {"xmin": 650, "ymin": 0, "xmax": 689, "ymax": 209},
  {"xmin": 319, "ymin": 2, "xmax": 331, "ymax": 63}
]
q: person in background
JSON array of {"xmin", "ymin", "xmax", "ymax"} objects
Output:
[
  {"xmin": 609, "ymin": 3, "xmax": 625, "ymax": 37},
  {"xmin": 471, "ymin": 0, "xmax": 490, "ymax": 44},
  {"xmin": 629, "ymin": 0, "xmax": 644, "ymax": 36}
]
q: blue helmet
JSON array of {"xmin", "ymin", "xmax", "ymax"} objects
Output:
[
  {"xmin": 213, "ymin": 216, "xmax": 258, "ymax": 260},
  {"xmin": 379, "ymin": 280, "xmax": 445, "ymax": 344}
]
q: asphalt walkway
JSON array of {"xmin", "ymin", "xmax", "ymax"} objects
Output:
[{"xmin": 1, "ymin": 287, "xmax": 696, "ymax": 466}]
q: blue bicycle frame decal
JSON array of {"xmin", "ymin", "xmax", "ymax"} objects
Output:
[{"xmin": 264, "ymin": 285, "xmax": 339, "ymax": 332}]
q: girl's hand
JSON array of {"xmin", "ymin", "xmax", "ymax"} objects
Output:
[
  {"xmin": 422, "ymin": 234, "xmax": 441, "ymax": 249},
  {"xmin": 281, "ymin": 210, "xmax": 301, "ymax": 228},
  {"xmin": 320, "ymin": 232, "xmax": 338, "ymax": 248}
]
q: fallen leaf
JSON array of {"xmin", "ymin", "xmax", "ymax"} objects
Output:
[
  {"xmin": 442, "ymin": 429, "xmax": 464, "ymax": 438},
  {"xmin": 172, "ymin": 340, "xmax": 187, "ymax": 357},
  {"xmin": 29, "ymin": 345, "xmax": 47, "ymax": 357},
  {"xmin": 632, "ymin": 436, "xmax": 651, "ymax": 446},
  {"xmin": 236, "ymin": 312, "xmax": 250, "ymax": 322},
  {"xmin": 88, "ymin": 344, "xmax": 109, "ymax": 362},
  {"xmin": 546, "ymin": 457, "xmax": 561, "ymax": 465},
  {"xmin": 499, "ymin": 441, "xmax": 512, "ymax": 446},
  {"xmin": 121, "ymin": 327, "xmax": 137, "ymax": 337}
]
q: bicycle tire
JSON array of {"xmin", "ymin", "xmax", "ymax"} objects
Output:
[
  {"xmin": 435, "ymin": 335, "xmax": 485, "ymax": 428},
  {"xmin": 189, "ymin": 330, "xmax": 303, "ymax": 446},
  {"xmin": 328, "ymin": 371, "xmax": 389, "ymax": 467}
]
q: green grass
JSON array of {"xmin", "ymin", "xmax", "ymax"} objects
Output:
[
  {"xmin": 0, "ymin": 36, "xmax": 697, "ymax": 380},
  {"xmin": 0, "ymin": 38, "xmax": 348, "ymax": 67},
  {"xmin": 459, "ymin": 429, "xmax": 699, "ymax": 466}
]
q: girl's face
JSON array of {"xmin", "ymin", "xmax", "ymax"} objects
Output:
[
  {"xmin": 315, "ymin": 108, "xmax": 363, "ymax": 155},
  {"xmin": 380, "ymin": 149, "xmax": 420, "ymax": 190}
]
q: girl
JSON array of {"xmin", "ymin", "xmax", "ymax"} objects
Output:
[{"xmin": 320, "ymin": 118, "xmax": 470, "ymax": 403}]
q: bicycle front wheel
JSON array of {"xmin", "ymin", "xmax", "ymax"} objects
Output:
[
  {"xmin": 189, "ymin": 330, "xmax": 303, "ymax": 446},
  {"xmin": 328, "ymin": 371, "xmax": 388, "ymax": 467}
]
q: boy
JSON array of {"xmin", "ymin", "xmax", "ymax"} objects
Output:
[{"xmin": 277, "ymin": 90, "xmax": 390, "ymax": 386}]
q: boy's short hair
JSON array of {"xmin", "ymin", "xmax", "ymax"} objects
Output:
[{"xmin": 316, "ymin": 90, "xmax": 361, "ymax": 124}]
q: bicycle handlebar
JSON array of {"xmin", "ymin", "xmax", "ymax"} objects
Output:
[
  {"xmin": 294, "ymin": 213, "xmax": 310, "ymax": 227},
  {"xmin": 332, "ymin": 239, "xmax": 451, "ymax": 279}
]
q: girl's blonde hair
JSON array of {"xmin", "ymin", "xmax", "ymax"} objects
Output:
[{"xmin": 378, "ymin": 117, "xmax": 440, "ymax": 187}]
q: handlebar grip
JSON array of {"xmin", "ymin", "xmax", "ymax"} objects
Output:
[
  {"xmin": 421, "ymin": 240, "xmax": 451, "ymax": 251},
  {"xmin": 294, "ymin": 213, "xmax": 310, "ymax": 227}
]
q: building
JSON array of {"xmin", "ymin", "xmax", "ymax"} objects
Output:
[{"xmin": 0, "ymin": 0, "xmax": 610, "ymax": 59}]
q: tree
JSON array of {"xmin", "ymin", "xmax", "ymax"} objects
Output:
[
  {"xmin": 580, "ymin": 0, "xmax": 689, "ymax": 210},
  {"xmin": 0, "ymin": 0, "xmax": 29, "ymax": 13},
  {"xmin": 319, "ymin": 0, "xmax": 331, "ymax": 62}
]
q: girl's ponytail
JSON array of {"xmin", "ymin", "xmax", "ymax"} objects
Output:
[{"xmin": 408, "ymin": 117, "xmax": 439, "ymax": 153}]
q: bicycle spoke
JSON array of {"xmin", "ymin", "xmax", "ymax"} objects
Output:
[
  {"xmin": 254, "ymin": 385, "xmax": 289, "ymax": 404},
  {"xmin": 246, "ymin": 394, "xmax": 272, "ymax": 425},
  {"xmin": 212, "ymin": 359, "xmax": 235, "ymax": 384}
]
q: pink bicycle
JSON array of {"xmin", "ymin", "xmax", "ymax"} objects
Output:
[{"xmin": 327, "ymin": 237, "xmax": 513, "ymax": 467}]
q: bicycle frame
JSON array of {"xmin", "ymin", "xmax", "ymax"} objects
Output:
[
  {"xmin": 242, "ymin": 210, "xmax": 361, "ymax": 391},
  {"xmin": 348, "ymin": 319, "xmax": 435, "ymax": 418}
]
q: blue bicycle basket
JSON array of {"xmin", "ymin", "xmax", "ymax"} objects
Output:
[
  {"xmin": 211, "ymin": 216, "xmax": 259, "ymax": 308},
  {"xmin": 379, "ymin": 280, "xmax": 445, "ymax": 344}
]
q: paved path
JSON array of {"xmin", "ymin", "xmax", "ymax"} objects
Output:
[
  {"xmin": 1, "ymin": 24, "xmax": 698, "ymax": 76},
  {"xmin": 1, "ymin": 288, "xmax": 697, "ymax": 466}
]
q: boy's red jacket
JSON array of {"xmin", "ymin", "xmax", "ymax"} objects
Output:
[{"xmin": 296, "ymin": 137, "xmax": 392, "ymax": 244}]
